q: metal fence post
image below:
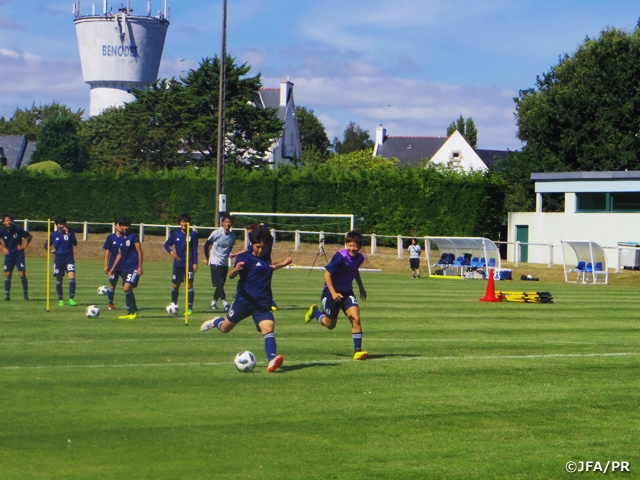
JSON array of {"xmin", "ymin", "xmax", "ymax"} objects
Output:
[
  {"xmin": 140, "ymin": 224, "xmax": 145, "ymax": 242},
  {"xmin": 516, "ymin": 241, "xmax": 521, "ymax": 268},
  {"xmin": 83, "ymin": 221, "xmax": 88, "ymax": 241},
  {"xmin": 397, "ymin": 235, "xmax": 403, "ymax": 259},
  {"xmin": 295, "ymin": 231, "xmax": 300, "ymax": 252},
  {"xmin": 165, "ymin": 225, "xmax": 170, "ymax": 241},
  {"xmin": 548, "ymin": 243, "xmax": 553, "ymax": 268},
  {"xmin": 371, "ymin": 233, "xmax": 377, "ymax": 256}
]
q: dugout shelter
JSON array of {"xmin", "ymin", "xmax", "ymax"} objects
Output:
[
  {"xmin": 561, "ymin": 240, "xmax": 609, "ymax": 284},
  {"xmin": 426, "ymin": 237, "xmax": 501, "ymax": 277}
]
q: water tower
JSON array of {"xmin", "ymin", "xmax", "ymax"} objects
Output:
[{"xmin": 73, "ymin": 1, "xmax": 170, "ymax": 116}]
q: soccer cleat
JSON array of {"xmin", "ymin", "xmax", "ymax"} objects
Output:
[
  {"xmin": 4, "ymin": 297, "xmax": 9, "ymax": 301},
  {"xmin": 200, "ymin": 317, "xmax": 222, "ymax": 332},
  {"xmin": 210, "ymin": 302, "xmax": 217, "ymax": 310},
  {"xmin": 271, "ymin": 304, "xmax": 279, "ymax": 312},
  {"xmin": 353, "ymin": 351, "xmax": 369, "ymax": 361},
  {"xmin": 108, "ymin": 304, "xmax": 115, "ymax": 311},
  {"xmin": 68, "ymin": 299, "xmax": 77, "ymax": 307},
  {"xmin": 187, "ymin": 309, "xmax": 193, "ymax": 315},
  {"xmin": 58, "ymin": 300, "xmax": 65, "ymax": 307},
  {"xmin": 223, "ymin": 301, "xmax": 230, "ymax": 311},
  {"xmin": 304, "ymin": 304, "xmax": 317, "ymax": 323},
  {"xmin": 119, "ymin": 311, "xmax": 138, "ymax": 320},
  {"xmin": 267, "ymin": 355, "xmax": 284, "ymax": 373},
  {"xmin": 23, "ymin": 295, "xmax": 29, "ymax": 301}
]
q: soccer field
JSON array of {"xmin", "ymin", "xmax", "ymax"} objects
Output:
[{"xmin": 1, "ymin": 258, "xmax": 639, "ymax": 479}]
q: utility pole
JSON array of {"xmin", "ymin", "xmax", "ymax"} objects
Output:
[{"xmin": 215, "ymin": 0, "xmax": 227, "ymax": 227}]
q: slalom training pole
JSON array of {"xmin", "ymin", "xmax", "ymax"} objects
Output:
[
  {"xmin": 46, "ymin": 218, "xmax": 51, "ymax": 312},
  {"xmin": 184, "ymin": 223, "xmax": 190, "ymax": 326}
]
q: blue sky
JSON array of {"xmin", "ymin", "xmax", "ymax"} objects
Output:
[{"xmin": 1, "ymin": 0, "xmax": 638, "ymax": 149}]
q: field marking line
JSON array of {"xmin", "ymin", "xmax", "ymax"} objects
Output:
[{"xmin": 1, "ymin": 352, "xmax": 639, "ymax": 371}]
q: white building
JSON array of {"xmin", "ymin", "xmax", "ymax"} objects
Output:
[
  {"xmin": 507, "ymin": 171, "xmax": 640, "ymax": 267},
  {"xmin": 256, "ymin": 79, "xmax": 301, "ymax": 167},
  {"xmin": 374, "ymin": 125, "xmax": 506, "ymax": 171}
]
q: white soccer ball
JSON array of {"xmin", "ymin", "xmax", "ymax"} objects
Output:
[
  {"xmin": 97, "ymin": 286, "xmax": 109, "ymax": 295},
  {"xmin": 166, "ymin": 303, "xmax": 180, "ymax": 315},
  {"xmin": 85, "ymin": 305, "xmax": 100, "ymax": 318},
  {"xmin": 234, "ymin": 351, "xmax": 257, "ymax": 373}
]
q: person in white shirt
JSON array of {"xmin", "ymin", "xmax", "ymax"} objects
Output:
[
  {"xmin": 408, "ymin": 238, "xmax": 422, "ymax": 278},
  {"xmin": 203, "ymin": 214, "xmax": 236, "ymax": 310}
]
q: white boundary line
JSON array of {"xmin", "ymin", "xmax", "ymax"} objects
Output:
[{"xmin": 1, "ymin": 352, "xmax": 638, "ymax": 371}]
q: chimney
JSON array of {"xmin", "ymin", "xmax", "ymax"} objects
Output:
[
  {"xmin": 280, "ymin": 77, "xmax": 293, "ymax": 107},
  {"xmin": 375, "ymin": 124, "xmax": 387, "ymax": 145}
]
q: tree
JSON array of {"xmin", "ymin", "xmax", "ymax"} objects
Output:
[
  {"xmin": 31, "ymin": 111, "xmax": 87, "ymax": 172},
  {"xmin": 296, "ymin": 106, "xmax": 330, "ymax": 164},
  {"xmin": 515, "ymin": 25, "xmax": 640, "ymax": 173},
  {"xmin": 446, "ymin": 115, "xmax": 477, "ymax": 148},
  {"xmin": 179, "ymin": 56, "xmax": 283, "ymax": 167},
  {"xmin": 0, "ymin": 103, "xmax": 84, "ymax": 141},
  {"xmin": 333, "ymin": 121, "xmax": 374, "ymax": 154}
]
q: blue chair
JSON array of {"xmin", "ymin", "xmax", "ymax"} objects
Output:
[
  {"xmin": 479, "ymin": 257, "xmax": 486, "ymax": 267},
  {"xmin": 453, "ymin": 256, "xmax": 463, "ymax": 266},
  {"xmin": 471, "ymin": 257, "xmax": 479, "ymax": 267},
  {"xmin": 585, "ymin": 262, "xmax": 593, "ymax": 272},
  {"xmin": 594, "ymin": 262, "xmax": 603, "ymax": 271},
  {"xmin": 488, "ymin": 258, "xmax": 496, "ymax": 267}
]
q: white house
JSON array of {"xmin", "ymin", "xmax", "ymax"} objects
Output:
[
  {"xmin": 507, "ymin": 171, "xmax": 640, "ymax": 268},
  {"xmin": 256, "ymin": 79, "xmax": 301, "ymax": 167},
  {"xmin": 373, "ymin": 125, "xmax": 505, "ymax": 171}
]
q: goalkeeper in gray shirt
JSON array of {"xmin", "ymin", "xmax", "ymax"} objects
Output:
[{"xmin": 203, "ymin": 214, "xmax": 236, "ymax": 311}]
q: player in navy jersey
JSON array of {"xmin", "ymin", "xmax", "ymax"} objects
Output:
[
  {"xmin": 0, "ymin": 213, "xmax": 33, "ymax": 301},
  {"xmin": 108, "ymin": 217, "xmax": 143, "ymax": 320},
  {"xmin": 103, "ymin": 219, "xmax": 123, "ymax": 310},
  {"xmin": 164, "ymin": 214, "xmax": 198, "ymax": 314},
  {"xmin": 200, "ymin": 226, "xmax": 292, "ymax": 373},
  {"xmin": 304, "ymin": 230, "xmax": 369, "ymax": 360},
  {"xmin": 49, "ymin": 216, "xmax": 78, "ymax": 307},
  {"xmin": 237, "ymin": 222, "xmax": 279, "ymax": 311}
]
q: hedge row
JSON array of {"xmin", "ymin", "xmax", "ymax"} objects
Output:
[{"xmin": 0, "ymin": 166, "xmax": 507, "ymax": 238}]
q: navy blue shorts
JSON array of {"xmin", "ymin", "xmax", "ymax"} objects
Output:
[
  {"xmin": 109, "ymin": 271, "xmax": 122, "ymax": 285},
  {"xmin": 172, "ymin": 265, "xmax": 194, "ymax": 284},
  {"xmin": 4, "ymin": 253, "xmax": 26, "ymax": 273},
  {"xmin": 122, "ymin": 270, "xmax": 140, "ymax": 288},
  {"xmin": 227, "ymin": 300, "xmax": 274, "ymax": 332},
  {"xmin": 320, "ymin": 287, "xmax": 359, "ymax": 320},
  {"xmin": 53, "ymin": 262, "xmax": 75, "ymax": 277}
]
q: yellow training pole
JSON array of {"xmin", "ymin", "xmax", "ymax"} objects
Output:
[
  {"xmin": 46, "ymin": 218, "xmax": 51, "ymax": 312},
  {"xmin": 184, "ymin": 223, "xmax": 190, "ymax": 326}
]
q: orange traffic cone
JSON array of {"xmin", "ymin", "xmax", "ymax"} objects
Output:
[{"xmin": 480, "ymin": 268, "xmax": 502, "ymax": 302}]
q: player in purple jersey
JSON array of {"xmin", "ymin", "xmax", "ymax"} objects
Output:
[
  {"xmin": 49, "ymin": 216, "xmax": 78, "ymax": 307},
  {"xmin": 200, "ymin": 226, "xmax": 292, "ymax": 373},
  {"xmin": 0, "ymin": 213, "xmax": 33, "ymax": 301},
  {"xmin": 304, "ymin": 230, "xmax": 369, "ymax": 360},
  {"xmin": 108, "ymin": 217, "xmax": 143, "ymax": 320},
  {"xmin": 164, "ymin": 213, "xmax": 198, "ymax": 314},
  {"xmin": 103, "ymin": 219, "xmax": 123, "ymax": 310}
]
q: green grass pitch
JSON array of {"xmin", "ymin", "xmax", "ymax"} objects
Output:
[{"xmin": 1, "ymin": 258, "xmax": 639, "ymax": 479}]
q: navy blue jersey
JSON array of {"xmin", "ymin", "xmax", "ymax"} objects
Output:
[
  {"xmin": 50, "ymin": 229, "xmax": 77, "ymax": 264},
  {"xmin": 164, "ymin": 229, "xmax": 198, "ymax": 268},
  {"xmin": 234, "ymin": 250, "xmax": 274, "ymax": 307},
  {"xmin": 0, "ymin": 226, "xmax": 30, "ymax": 256},
  {"xmin": 103, "ymin": 233, "xmax": 123, "ymax": 271},
  {"xmin": 118, "ymin": 232, "xmax": 141, "ymax": 272},
  {"xmin": 325, "ymin": 249, "xmax": 365, "ymax": 293}
]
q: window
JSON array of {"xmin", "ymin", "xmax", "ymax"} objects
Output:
[
  {"xmin": 611, "ymin": 192, "xmax": 640, "ymax": 211},
  {"xmin": 576, "ymin": 193, "xmax": 607, "ymax": 212},
  {"xmin": 450, "ymin": 151, "xmax": 462, "ymax": 163},
  {"xmin": 576, "ymin": 192, "xmax": 640, "ymax": 212}
]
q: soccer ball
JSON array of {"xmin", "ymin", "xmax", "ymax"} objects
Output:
[
  {"xmin": 97, "ymin": 286, "xmax": 109, "ymax": 295},
  {"xmin": 234, "ymin": 351, "xmax": 257, "ymax": 373},
  {"xmin": 166, "ymin": 303, "xmax": 180, "ymax": 315},
  {"xmin": 85, "ymin": 305, "xmax": 100, "ymax": 318}
]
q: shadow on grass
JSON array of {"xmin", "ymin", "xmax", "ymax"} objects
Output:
[
  {"xmin": 279, "ymin": 362, "xmax": 340, "ymax": 372},
  {"xmin": 334, "ymin": 353, "xmax": 422, "ymax": 360}
]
